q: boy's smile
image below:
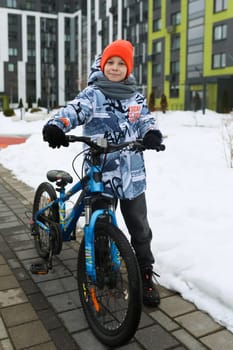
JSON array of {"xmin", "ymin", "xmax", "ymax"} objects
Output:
[{"xmin": 104, "ymin": 56, "xmax": 128, "ymax": 82}]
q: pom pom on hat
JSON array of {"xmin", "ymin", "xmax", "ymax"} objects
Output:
[{"xmin": 100, "ymin": 40, "xmax": 134, "ymax": 77}]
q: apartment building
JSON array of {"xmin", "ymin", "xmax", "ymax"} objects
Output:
[
  {"xmin": 148, "ymin": 0, "xmax": 233, "ymax": 112},
  {"xmin": 0, "ymin": 0, "xmax": 85, "ymax": 109}
]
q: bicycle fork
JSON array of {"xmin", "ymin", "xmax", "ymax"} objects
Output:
[{"xmin": 84, "ymin": 198, "xmax": 120, "ymax": 282}]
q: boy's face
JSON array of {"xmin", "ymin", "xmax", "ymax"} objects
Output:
[{"xmin": 103, "ymin": 56, "xmax": 128, "ymax": 82}]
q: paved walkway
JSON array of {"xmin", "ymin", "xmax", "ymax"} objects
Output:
[{"xmin": 0, "ymin": 163, "xmax": 233, "ymax": 350}]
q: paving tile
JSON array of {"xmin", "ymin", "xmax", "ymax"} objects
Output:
[
  {"xmin": 0, "ymin": 338, "xmax": 14, "ymax": 350},
  {"xmin": 48, "ymin": 290, "xmax": 81, "ymax": 313},
  {"xmin": 138, "ymin": 311, "xmax": 155, "ymax": 328},
  {"xmin": 58, "ymin": 248, "xmax": 78, "ymax": 260},
  {"xmin": 12, "ymin": 268, "xmax": 30, "ymax": 281},
  {"xmin": 7, "ymin": 259, "xmax": 21, "ymax": 269},
  {"xmin": 27, "ymin": 293, "xmax": 50, "ymax": 311},
  {"xmin": 5, "ymin": 233, "xmax": 31, "ymax": 243},
  {"xmin": 15, "ymin": 248, "xmax": 39, "ymax": 260},
  {"xmin": 157, "ymin": 285, "xmax": 176, "ymax": 298},
  {"xmin": 72, "ymin": 328, "xmax": 107, "ymax": 350},
  {"xmin": 159, "ymin": 295, "xmax": 196, "ymax": 317},
  {"xmin": 1, "ymin": 303, "xmax": 38, "ymax": 327},
  {"xmin": 135, "ymin": 324, "xmax": 179, "ymax": 350},
  {"xmin": 0, "ymin": 265, "xmax": 12, "ymax": 277},
  {"xmin": 175, "ymin": 310, "xmax": 222, "ymax": 337},
  {"xmin": 10, "ymin": 240, "xmax": 34, "ymax": 252},
  {"xmin": 150, "ymin": 309, "xmax": 180, "ymax": 331},
  {"xmin": 9, "ymin": 320, "xmax": 50, "ymax": 350},
  {"xmin": 50, "ymin": 327, "xmax": 78, "ymax": 350},
  {"xmin": 37, "ymin": 309, "xmax": 62, "ymax": 331},
  {"xmin": 0, "ymin": 221, "xmax": 21, "ymax": 229},
  {"xmin": 19, "ymin": 279, "xmax": 39, "ymax": 294},
  {"xmin": 116, "ymin": 342, "xmax": 143, "ymax": 350},
  {"xmin": 62, "ymin": 259, "xmax": 77, "ymax": 272},
  {"xmin": 37, "ymin": 276, "xmax": 77, "ymax": 296},
  {"xmin": 173, "ymin": 329, "xmax": 207, "ymax": 350},
  {"xmin": 0, "ymin": 275, "xmax": 19, "ymax": 291},
  {"xmin": 59, "ymin": 308, "xmax": 88, "ymax": 332},
  {"xmin": 26, "ymin": 342, "xmax": 58, "ymax": 350},
  {"xmin": 201, "ymin": 329, "xmax": 233, "ymax": 350},
  {"xmin": 0, "ymin": 288, "xmax": 28, "ymax": 308},
  {"xmin": 0, "ymin": 316, "xmax": 8, "ymax": 339},
  {"xmin": 0, "ymin": 256, "xmax": 6, "ymax": 265}
]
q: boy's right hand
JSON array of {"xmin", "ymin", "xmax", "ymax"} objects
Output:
[{"xmin": 42, "ymin": 125, "xmax": 69, "ymax": 148}]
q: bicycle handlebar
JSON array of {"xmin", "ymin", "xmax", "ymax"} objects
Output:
[{"xmin": 66, "ymin": 135, "xmax": 165, "ymax": 152}]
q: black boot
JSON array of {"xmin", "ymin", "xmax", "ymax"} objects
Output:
[{"xmin": 141, "ymin": 267, "xmax": 160, "ymax": 307}]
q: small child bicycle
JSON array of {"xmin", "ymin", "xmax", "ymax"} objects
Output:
[{"xmin": 30, "ymin": 135, "xmax": 164, "ymax": 347}]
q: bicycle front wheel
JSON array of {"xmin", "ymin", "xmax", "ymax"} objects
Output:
[
  {"xmin": 32, "ymin": 182, "xmax": 60, "ymax": 258},
  {"xmin": 77, "ymin": 221, "xmax": 142, "ymax": 347}
]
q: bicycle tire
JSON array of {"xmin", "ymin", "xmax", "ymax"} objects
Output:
[
  {"xmin": 77, "ymin": 221, "xmax": 142, "ymax": 347},
  {"xmin": 32, "ymin": 182, "xmax": 60, "ymax": 258}
]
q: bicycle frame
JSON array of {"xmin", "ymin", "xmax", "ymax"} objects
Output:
[{"xmin": 34, "ymin": 161, "xmax": 119, "ymax": 281}]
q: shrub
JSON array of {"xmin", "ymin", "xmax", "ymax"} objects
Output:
[
  {"xmin": 37, "ymin": 98, "xmax": 42, "ymax": 107},
  {"xmin": 3, "ymin": 108, "xmax": 15, "ymax": 117},
  {"xmin": 18, "ymin": 98, "xmax": 24, "ymax": 108},
  {"xmin": 30, "ymin": 107, "xmax": 42, "ymax": 113}
]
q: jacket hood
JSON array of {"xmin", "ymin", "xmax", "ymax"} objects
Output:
[
  {"xmin": 87, "ymin": 54, "xmax": 136, "ymax": 86},
  {"xmin": 88, "ymin": 55, "xmax": 104, "ymax": 85}
]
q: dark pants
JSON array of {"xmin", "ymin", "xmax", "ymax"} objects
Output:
[{"xmin": 120, "ymin": 192, "xmax": 155, "ymax": 269}]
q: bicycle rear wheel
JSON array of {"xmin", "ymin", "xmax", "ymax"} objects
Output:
[
  {"xmin": 77, "ymin": 221, "xmax": 142, "ymax": 347},
  {"xmin": 32, "ymin": 182, "xmax": 60, "ymax": 258}
]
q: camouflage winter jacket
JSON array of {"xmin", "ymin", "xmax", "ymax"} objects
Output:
[{"xmin": 47, "ymin": 56, "xmax": 159, "ymax": 200}]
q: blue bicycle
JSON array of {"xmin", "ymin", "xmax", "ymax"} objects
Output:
[{"xmin": 30, "ymin": 135, "xmax": 164, "ymax": 347}]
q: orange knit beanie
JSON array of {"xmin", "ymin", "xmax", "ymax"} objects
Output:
[{"xmin": 100, "ymin": 40, "xmax": 134, "ymax": 77}]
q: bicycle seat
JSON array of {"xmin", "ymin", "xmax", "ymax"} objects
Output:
[{"xmin": 47, "ymin": 170, "xmax": 73, "ymax": 184}]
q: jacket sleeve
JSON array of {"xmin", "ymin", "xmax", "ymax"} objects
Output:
[
  {"xmin": 46, "ymin": 88, "xmax": 94, "ymax": 133},
  {"xmin": 137, "ymin": 94, "xmax": 160, "ymax": 138}
]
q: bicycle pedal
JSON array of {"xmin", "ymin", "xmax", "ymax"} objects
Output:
[{"xmin": 30, "ymin": 263, "xmax": 48, "ymax": 275}]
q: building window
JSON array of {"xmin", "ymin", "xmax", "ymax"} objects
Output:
[
  {"xmin": 152, "ymin": 63, "xmax": 162, "ymax": 75},
  {"xmin": 212, "ymin": 53, "xmax": 226, "ymax": 68},
  {"xmin": 27, "ymin": 64, "xmax": 35, "ymax": 73},
  {"xmin": 9, "ymin": 48, "xmax": 18, "ymax": 56},
  {"xmin": 153, "ymin": 18, "xmax": 161, "ymax": 32},
  {"xmin": 214, "ymin": 0, "xmax": 227, "ymax": 12},
  {"xmin": 170, "ymin": 60, "xmax": 180, "ymax": 97},
  {"xmin": 171, "ymin": 35, "xmax": 180, "ymax": 50},
  {"xmin": 25, "ymin": 0, "xmax": 33, "ymax": 10},
  {"xmin": 171, "ymin": 61, "xmax": 180, "ymax": 75},
  {"xmin": 28, "ymin": 49, "xmax": 36, "ymax": 57},
  {"xmin": 152, "ymin": 40, "xmax": 162, "ymax": 54},
  {"xmin": 8, "ymin": 63, "xmax": 15, "ymax": 72},
  {"xmin": 214, "ymin": 24, "xmax": 227, "ymax": 40},
  {"xmin": 153, "ymin": 0, "xmax": 161, "ymax": 8},
  {"xmin": 7, "ymin": 0, "xmax": 17, "ymax": 8},
  {"xmin": 171, "ymin": 12, "xmax": 181, "ymax": 26}
]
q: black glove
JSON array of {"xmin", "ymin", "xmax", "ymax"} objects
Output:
[
  {"xmin": 42, "ymin": 124, "xmax": 69, "ymax": 148},
  {"xmin": 143, "ymin": 130, "xmax": 163, "ymax": 150}
]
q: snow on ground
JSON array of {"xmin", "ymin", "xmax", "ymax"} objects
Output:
[{"xmin": 1, "ymin": 108, "xmax": 233, "ymax": 332}]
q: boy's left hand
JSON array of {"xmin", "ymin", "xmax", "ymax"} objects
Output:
[{"xmin": 143, "ymin": 130, "xmax": 163, "ymax": 149}]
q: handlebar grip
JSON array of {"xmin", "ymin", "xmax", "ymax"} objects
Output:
[{"xmin": 155, "ymin": 144, "xmax": 166, "ymax": 152}]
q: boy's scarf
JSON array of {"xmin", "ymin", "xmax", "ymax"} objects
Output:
[{"xmin": 93, "ymin": 75, "xmax": 137, "ymax": 100}]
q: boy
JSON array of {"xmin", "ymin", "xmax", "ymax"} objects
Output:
[{"xmin": 43, "ymin": 39, "xmax": 163, "ymax": 307}]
